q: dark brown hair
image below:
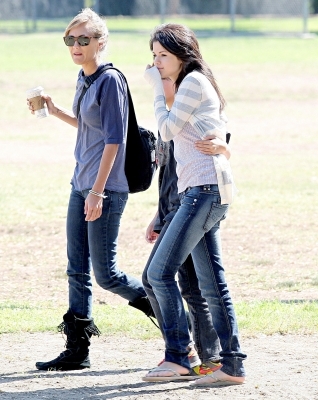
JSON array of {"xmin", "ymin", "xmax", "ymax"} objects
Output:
[{"xmin": 149, "ymin": 23, "xmax": 226, "ymax": 111}]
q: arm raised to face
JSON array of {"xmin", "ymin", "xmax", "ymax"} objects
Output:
[{"xmin": 162, "ymin": 78, "xmax": 175, "ymax": 110}]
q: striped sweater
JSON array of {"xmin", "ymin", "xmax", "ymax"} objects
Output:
[{"xmin": 144, "ymin": 67, "xmax": 236, "ymax": 204}]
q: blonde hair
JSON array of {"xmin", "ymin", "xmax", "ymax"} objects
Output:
[{"xmin": 64, "ymin": 8, "xmax": 108, "ymax": 53}]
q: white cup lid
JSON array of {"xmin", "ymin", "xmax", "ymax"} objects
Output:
[{"xmin": 26, "ymin": 86, "xmax": 44, "ymax": 97}]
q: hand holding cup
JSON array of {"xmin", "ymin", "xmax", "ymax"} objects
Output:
[{"xmin": 26, "ymin": 86, "xmax": 49, "ymax": 119}]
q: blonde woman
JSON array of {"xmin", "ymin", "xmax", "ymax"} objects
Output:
[{"xmin": 28, "ymin": 8, "xmax": 154, "ymax": 371}]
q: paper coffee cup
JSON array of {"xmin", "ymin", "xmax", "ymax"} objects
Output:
[{"xmin": 26, "ymin": 86, "xmax": 49, "ymax": 119}]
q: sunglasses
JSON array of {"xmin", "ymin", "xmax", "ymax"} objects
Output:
[{"xmin": 63, "ymin": 35, "xmax": 100, "ymax": 46}]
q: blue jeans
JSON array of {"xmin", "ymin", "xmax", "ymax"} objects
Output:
[
  {"xmin": 142, "ymin": 221, "xmax": 221, "ymax": 364},
  {"xmin": 147, "ymin": 185, "xmax": 246, "ymax": 376},
  {"xmin": 66, "ymin": 188, "xmax": 146, "ymax": 319}
]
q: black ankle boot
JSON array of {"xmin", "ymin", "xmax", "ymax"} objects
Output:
[
  {"xmin": 128, "ymin": 297, "xmax": 161, "ymax": 328},
  {"xmin": 129, "ymin": 297, "xmax": 193, "ymax": 333},
  {"xmin": 35, "ymin": 310, "xmax": 100, "ymax": 371},
  {"xmin": 128, "ymin": 297, "xmax": 156, "ymax": 318}
]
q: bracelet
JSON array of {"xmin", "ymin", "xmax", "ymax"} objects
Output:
[{"xmin": 89, "ymin": 190, "xmax": 107, "ymax": 199}]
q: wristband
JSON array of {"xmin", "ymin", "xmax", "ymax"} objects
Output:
[{"xmin": 89, "ymin": 190, "xmax": 107, "ymax": 199}]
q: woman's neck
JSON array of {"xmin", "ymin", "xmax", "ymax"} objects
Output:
[{"xmin": 82, "ymin": 60, "xmax": 102, "ymax": 76}]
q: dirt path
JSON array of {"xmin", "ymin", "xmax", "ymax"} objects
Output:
[{"xmin": 0, "ymin": 333, "xmax": 317, "ymax": 399}]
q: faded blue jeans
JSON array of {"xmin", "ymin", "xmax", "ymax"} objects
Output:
[
  {"xmin": 147, "ymin": 185, "xmax": 246, "ymax": 376},
  {"xmin": 142, "ymin": 220, "xmax": 221, "ymax": 364},
  {"xmin": 66, "ymin": 188, "xmax": 147, "ymax": 319}
]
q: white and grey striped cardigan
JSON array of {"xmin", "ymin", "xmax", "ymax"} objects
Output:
[{"xmin": 144, "ymin": 68, "xmax": 236, "ymax": 204}]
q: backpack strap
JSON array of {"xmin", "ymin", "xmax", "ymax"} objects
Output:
[
  {"xmin": 76, "ymin": 65, "xmax": 138, "ymax": 130},
  {"xmin": 99, "ymin": 66, "xmax": 139, "ymax": 130},
  {"xmin": 76, "ymin": 65, "xmax": 110, "ymax": 118}
]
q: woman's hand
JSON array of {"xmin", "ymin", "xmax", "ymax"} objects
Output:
[
  {"xmin": 195, "ymin": 135, "xmax": 230, "ymax": 158},
  {"xmin": 144, "ymin": 65, "xmax": 162, "ymax": 88},
  {"xmin": 84, "ymin": 193, "xmax": 103, "ymax": 222},
  {"xmin": 145, "ymin": 226, "xmax": 159, "ymax": 244},
  {"xmin": 41, "ymin": 94, "xmax": 57, "ymax": 115},
  {"xmin": 145, "ymin": 215, "xmax": 159, "ymax": 244},
  {"xmin": 27, "ymin": 94, "xmax": 59, "ymax": 116}
]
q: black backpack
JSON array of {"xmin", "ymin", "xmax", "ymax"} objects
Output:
[{"xmin": 77, "ymin": 65, "xmax": 157, "ymax": 194}]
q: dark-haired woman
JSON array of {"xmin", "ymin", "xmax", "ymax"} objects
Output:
[{"xmin": 143, "ymin": 23, "xmax": 246, "ymax": 386}]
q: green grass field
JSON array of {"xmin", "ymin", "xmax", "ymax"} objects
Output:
[{"xmin": 0, "ymin": 18, "xmax": 317, "ymax": 337}]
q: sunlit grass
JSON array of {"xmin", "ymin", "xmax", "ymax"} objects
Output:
[
  {"xmin": 0, "ymin": 302, "xmax": 161, "ymax": 339},
  {"xmin": 237, "ymin": 301, "xmax": 318, "ymax": 336},
  {"xmin": 1, "ymin": 301, "xmax": 317, "ymax": 337},
  {"xmin": 1, "ymin": 32, "xmax": 318, "ymax": 74}
]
